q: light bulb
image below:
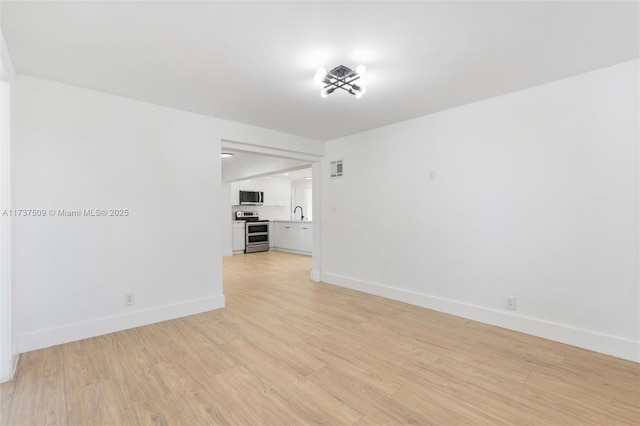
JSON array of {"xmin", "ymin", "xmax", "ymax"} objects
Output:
[
  {"xmin": 314, "ymin": 68, "xmax": 327, "ymax": 83},
  {"xmin": 221, "ymin": 152, "xmax": 233, "ymax": 158},
  {"xmin": 354, "ymin": 85, "xmax": 366, "ymax": 98},
  {"xmin": 321, "ymin": 88, "xmax": 329, "ymax": 98},
  {"xmin": 356, "ymin": 64, "xmax": 366, "ymax": 76}
]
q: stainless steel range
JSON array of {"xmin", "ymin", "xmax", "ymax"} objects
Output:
[{"xmin": 235, "ymin": 211, "xmax": 269, "ymax": 253}]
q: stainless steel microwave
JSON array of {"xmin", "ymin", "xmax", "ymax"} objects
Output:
[{"xmin": 239, "ymin": 190, "xmax": 264, "ymax": 205}]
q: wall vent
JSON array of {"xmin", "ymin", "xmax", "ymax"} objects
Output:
[{"xmin": 330, "ymin": 159, "xmax": 343, "ymax": 178}]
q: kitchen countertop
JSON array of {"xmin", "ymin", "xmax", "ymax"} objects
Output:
[{"xmin": 271, "ymin": 220, "xmax": 313, "ymax": 223}]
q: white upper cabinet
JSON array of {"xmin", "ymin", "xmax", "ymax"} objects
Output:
[
  {"xmin": 230, "ymin": 181, "xmax": 240, "ymax": 205},
  {"xmin": 261, "ymin": 178, "xmax": 277, "ymax": 206},
  {"xmin": 238, "ymin": 179, "xmax": 263, "ymax": 192},
  {"xmin": 231, "ymin": 176, "xmax": 291, "ymax": 207},
  {"xmin": 270, "ymin": 177, "xmax": 291, "ymax": 207}
]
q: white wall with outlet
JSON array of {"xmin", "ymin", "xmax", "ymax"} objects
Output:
[
  {"xmin": 11, "ymin": 75, "xmax": 322, "ymax": 352},
  {"xmin": 320, "ymin": 59, "xmax": 639, "ymax": 361}
]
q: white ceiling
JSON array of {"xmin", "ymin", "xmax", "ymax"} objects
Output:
[
  {"xmin": 2, "ymin": 1, "xmax": 638, "ymax": 141},
  {"xmin": 285, "ymin": 168, "xmax": 312, "ymax": 182},
  {"xmin": 221, "ymin": 149, "xmax": 310, "ymax": 182}
]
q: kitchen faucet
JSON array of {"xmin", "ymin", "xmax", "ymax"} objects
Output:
[{"xmin": 293, "ymin": 205, "xmax": 304, "ymax": 221}]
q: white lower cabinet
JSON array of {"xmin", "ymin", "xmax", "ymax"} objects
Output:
[
  {"xmin": 272, "ymin": 222, "xmax": 312, "ymax": 255},
  {"xmin": 278, "ymin": 225, "xmax": 296, "ymax": 250},
  {"xmin": 232, "ymin": 221, "xmax": 245, "ymax": 253},
  {"xmin": 300, "ymin": 226, "xmax": 313, "ymax": 253}
]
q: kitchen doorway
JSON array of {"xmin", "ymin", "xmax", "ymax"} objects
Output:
[{"xmin": 220, "ymin": 139, "xmax": 322, "ymax": 286}]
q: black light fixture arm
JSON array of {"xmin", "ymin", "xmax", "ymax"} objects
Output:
[
  {"xmin": 323, "ymin": 75, "xmax": 360, "ymax": 93},
  {"xmin": 316, "ymin": 64, "xmax": 367, "ymax": 98}
]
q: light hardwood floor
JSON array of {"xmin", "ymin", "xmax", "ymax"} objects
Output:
[{"xmin": 1, "ymin": 250, "xmax": 639, "ymax": 425}]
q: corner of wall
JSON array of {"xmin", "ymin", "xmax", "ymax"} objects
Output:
[
  {"xmin": 0, "ymin": 37, "xmax": 14, "ymax": 381},
  {"xmin": 318, "ymin": 61, "xmax": 639, "ymax": 363}
]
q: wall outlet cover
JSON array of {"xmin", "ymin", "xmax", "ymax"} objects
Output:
[{"xmin": 124, "ymin": 292, "xmax": 135, "ymax": 306}]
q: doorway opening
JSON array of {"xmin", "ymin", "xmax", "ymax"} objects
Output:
[{"xmin": 220, "ymin": 140, "xmax": 322, "ymax": 293}]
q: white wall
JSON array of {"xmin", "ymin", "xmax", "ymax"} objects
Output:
[
  {"xmin": 0, "ymin": 11, "xmax": 17, "ymax": 382},
  {"xmin": 321, "ymin": 60, "xmax": 639, "ymax": 362},
  {"xmin": 12, "ymin": 75, "xmax": 323, "ymax": 352}
]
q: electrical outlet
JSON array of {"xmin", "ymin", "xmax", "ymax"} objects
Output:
[
  {"xmin": 124, "ymin": 292, "xmax": 135, "ymax": 306},
  {"xmin": 428, "ymin": 169, "xmax": 437, "ymax": 181},
  {"xmin": 506, "ymin": 296, "xmax": 516, "ymax": 310}
]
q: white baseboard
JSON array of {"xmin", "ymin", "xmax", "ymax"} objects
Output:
[
  {"xmin": 321, "ymin": 272, "xmax": 639, "ymax": 363},
  {"xmin": 17, "ymin": 295, "xmax": 226, "ymax": 353},
  {"xmin": 310, "ymin": 269, "xmax": 321, "ymax": 282},
  {"xmin": 223, "ymin": 249, "xmax": 233, "ymax": 256},
  {"xmin": 272, "ymin": 247, "xmax": 311, "ymax": 256},
  {"xmin": 0, "ymin": 357, "xmax": 14, "ymax": 383},
  {"xmin": 11, "ymin": 337, "xmax": 18, "ymax": 379}
]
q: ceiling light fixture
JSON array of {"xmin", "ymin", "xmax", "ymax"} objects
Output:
[
  {"xmin": 316, "ymin": 65, "xmax": 366, "ymax": 98},
  {"xmin": 221, "ymin": 152, "xmax": 233, "ymax": 158}
]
